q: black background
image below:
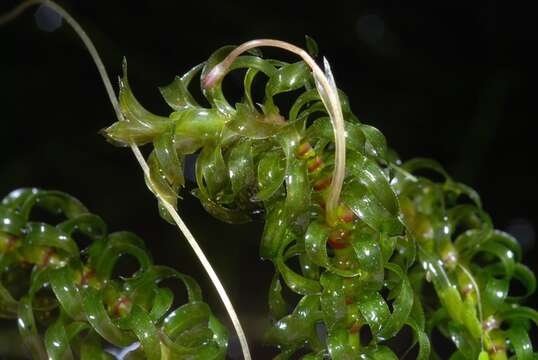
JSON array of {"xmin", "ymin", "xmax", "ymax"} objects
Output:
[{"xmin": 0, "ymin": 0, "xmax": 536, "ymax": 358}]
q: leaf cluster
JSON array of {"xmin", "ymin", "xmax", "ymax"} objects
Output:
[
  {"xmin": 0, "ymin": 188, "xmax": 227, "ymax": 359},
  {"xmin": 103, "ymin": 39, "xmax": 538, "ymax": 359}
]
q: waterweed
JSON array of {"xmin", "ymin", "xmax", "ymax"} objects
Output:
[
  {"xmin": 0, "ymin": 188, "xmax": 228, "ymax": 359},
  {"xmin": 1, "ymin": 1, "xmax": 537, "ymax": 359}
]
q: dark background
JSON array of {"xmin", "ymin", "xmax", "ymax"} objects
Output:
[{"xmin": 0, "ymin": 0, "xmax": 536, "ymax": 358}]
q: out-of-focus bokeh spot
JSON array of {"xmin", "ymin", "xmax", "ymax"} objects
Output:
[
  {"xmin": 34, "ymin": 5, "xmax": 62, "ymax": 32},
  {"xmin": 507, "ymin": 218, "xmax": 536, "ymax": 251},
  {"xmin": 355, "ymin": 12, "xmax": 399, "ymax": 56},
  {"xmin": 356, "ymin": 13, "xmax": 385, "ymax": 45}
]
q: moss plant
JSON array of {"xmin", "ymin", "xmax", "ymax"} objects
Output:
[
  {"xmin": 2, "ymin": 1, "xmax": 537, "ymax": 359},
  {"xmin": 0, "ymin": 188, "xmax": 228, "ymax": 359}
]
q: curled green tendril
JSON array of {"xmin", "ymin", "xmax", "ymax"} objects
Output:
[
  {"xmin": 103, "ymin": 37, "xmax": 538, "ymax": 360},
  {"xmin": 0, "ymin": 188, "xmax": 228, "ymax": 359}
]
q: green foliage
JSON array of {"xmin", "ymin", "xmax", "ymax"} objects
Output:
[
  {"xmin": 0, "ymin": 188, "xmax": 227, "ymax": 359},
  {"xmin": 103, "ymin": 39, "xmax": 538, "ymax": 359}
]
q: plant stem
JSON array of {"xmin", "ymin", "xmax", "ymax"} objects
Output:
[
  {"xmin": 203, "ymin": 39, "xmax": 347, "ymax": 226},
  {"xmin": 458, "ymin": 263, "xmax": 486, "ymax": 350},
  {"xmin": 0, "ymin": 2, "xmax": 252, "ymax": 359}
]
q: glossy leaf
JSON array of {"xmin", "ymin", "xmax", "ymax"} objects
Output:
[{"xmin": 0, "ymin": 189, "xmax": 227, "ymax": 359}]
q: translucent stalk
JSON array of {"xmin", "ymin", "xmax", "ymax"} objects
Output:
[
  {"xmin": 203, "ymin": 39, "xmax": 346, "ymax": 226},
  {"xmin": 1, "ymin": 2, "xmax": 251, "ymax": 359}
]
